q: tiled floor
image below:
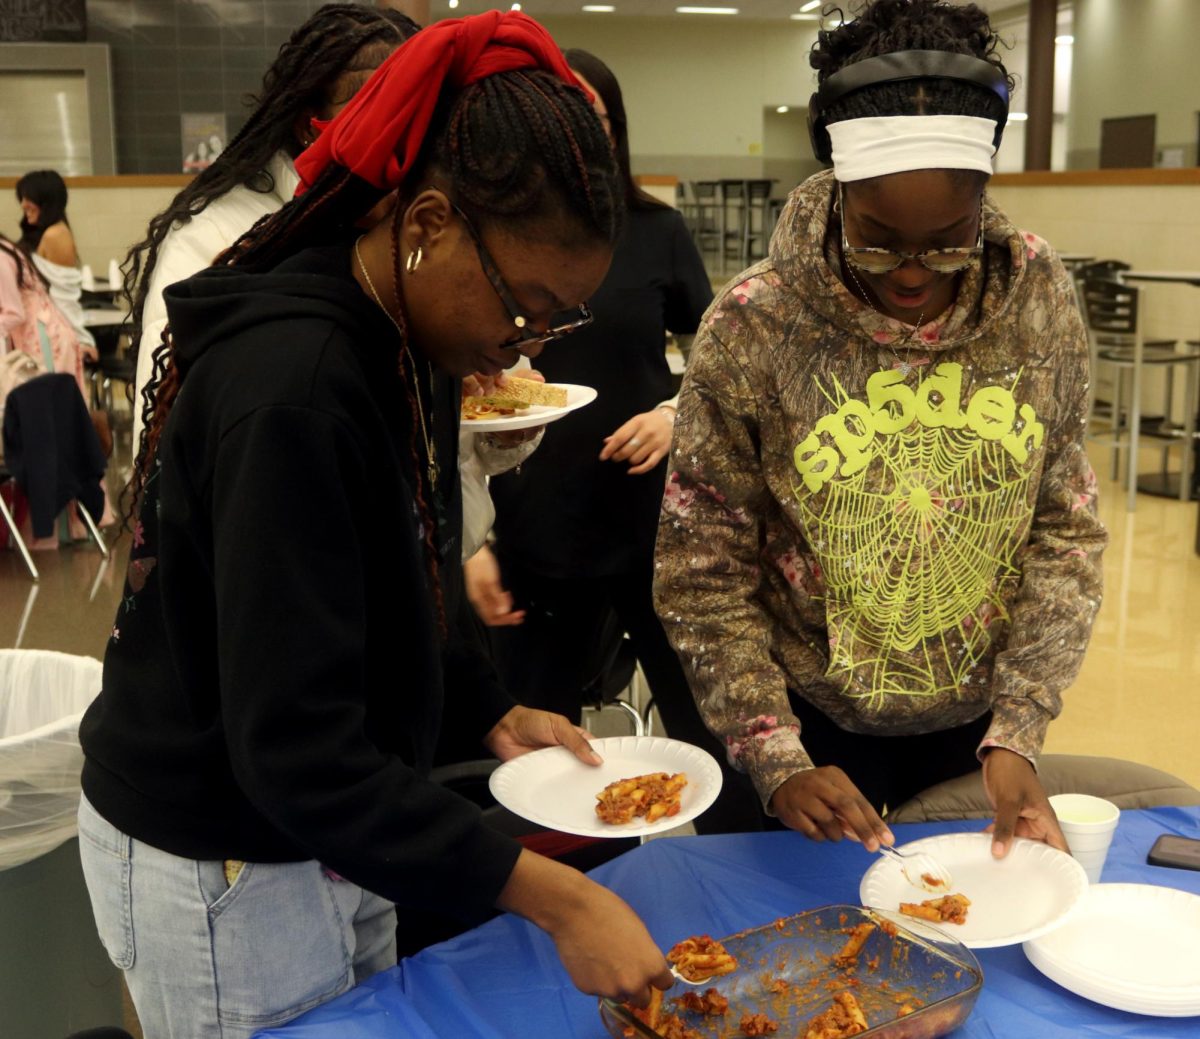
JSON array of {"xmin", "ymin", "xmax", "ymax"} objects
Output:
[{"xmin": 1041, "ymin": 443, "xmax": 1200, "ymax": 789}]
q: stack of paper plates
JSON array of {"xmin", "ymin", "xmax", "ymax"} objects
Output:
[{"xmin": 1024, "ymin": 883, "xmax": 1200, "ymax": 1017}]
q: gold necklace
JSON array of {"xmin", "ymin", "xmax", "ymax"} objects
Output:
[
  {"xmin": 354, "ymin": 236, "xmax": 439, "ymax": 488},
  {"xmin": 840, "ymin": 251, "xmax": 929, "ymax": 377}
]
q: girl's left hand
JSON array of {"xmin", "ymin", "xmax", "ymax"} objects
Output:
[
  {"xmin": 982, "ymin": 747, "xmax": 1068, "ymax": 859},
  {"xmin": 598, "ymin": 407, "xmax": 674, "ymax": 474},
  {"xmin": 465, "ymin": 371, "xmax": 545, "ymax": 446},
  {"xmin": 484, "ymin": 706, "xmax": 602, "ymax": 766}
]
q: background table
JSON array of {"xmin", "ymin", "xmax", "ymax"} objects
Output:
[{"xmin": 257, "ymin": 807, "xmax": 1200, "ymax": 1039}]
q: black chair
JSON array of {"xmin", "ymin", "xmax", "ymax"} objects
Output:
[
  {"xmin": 1, "ymin": 373, "xmax": 109, "ymax": 557},
  {"xmin": 578, "ymin": 606, "xmax": 644, "ymax": 737},
  {"xmin": 0, "ymin": 461, "xmax": 39, "ymax": 581},
  {"xmin": 1079, "ymin": 278, "xmax": 1200, "ymax": 510},
  {"xmin": 92, "ymin": 325, "xmax": 136, "ymax": 419},
  {"xmin": 743, "ymin": 178, "xmax": 776, "ymax": 264},
  {"xmin": 691, "ymin": 180, "xmax": 724, "ymax": 269}
]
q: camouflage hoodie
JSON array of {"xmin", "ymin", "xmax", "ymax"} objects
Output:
[{"xmin": 654, "ymin": 170, "xmax": 1106, "ymax": 810}]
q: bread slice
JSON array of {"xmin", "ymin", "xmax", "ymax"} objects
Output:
[{"xmin": 499, "ymin": 377, "xmax": 568, "ymax": 408}]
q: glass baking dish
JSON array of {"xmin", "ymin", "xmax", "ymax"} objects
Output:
[{"xmin": 600, "ymin": 904, "xmax": 983, "ymax": 1039}]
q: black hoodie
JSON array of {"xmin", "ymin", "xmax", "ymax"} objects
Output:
[{"xmin": 80, "ymin": 243, "xmax": 522, "ymax": 916}]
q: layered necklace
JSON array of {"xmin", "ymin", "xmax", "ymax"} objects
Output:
[
  {"xmin": 840, "ymin": 256, "xmax": 930, "ymax": 377},
  {"xmin": 354, "ymin": 236, "xmax": 439, "ymax": 489}
]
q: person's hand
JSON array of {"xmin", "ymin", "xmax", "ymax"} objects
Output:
[
  {"xmin": 769, "ymin": 767, "xmax": 893, "ymax": 851},
  {"xmin": 598, "ymin": 406, "xmax": 674, "ymax": 475},
  {"xmin": 81, "ymin": 344, "xmax": 99, "ymax": 363},
  {"xmin": 484, "ymin": 705, "xmax": 602, "ymax": 766},
  {"xmin": 462, "ymin": 368, "xmax": 545, "ymax": 399},
  {"xmin": 497, "ymin": 851, "xmax": 675, "ymax": 1006},
  {"xmin": 982, "ymin": 747, "xmax": 1068, "ymax": 859},
  {"xmin": 463, "ymin": 545, "xmax": 524, "ymax": 627},
  {"xmin": 464, "ymin": 371, "xmax": 545, "ymax": 447},
  {"xmin": 498, "ymin": 369, "xmax": 545, "ymax": 386},
  {"xmin": 482, "ymin": 426, "xmax": 543, "ymax": 448}
]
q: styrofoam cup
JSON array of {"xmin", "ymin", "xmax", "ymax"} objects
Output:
[{"xmin": 1050, "ymin": 793, "xmax": 1119, "ymax": 883}]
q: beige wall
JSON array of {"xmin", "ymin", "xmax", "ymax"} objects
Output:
[
  {"xmin": 1070, "ymin": 0, "xmax": 1200, "ymax": 168},
  {"xmin": 1, "ymin": 182, "xmax": 182, "ymax": 283},
  {"xmin": 989, "ymin": 180, "xmax": 1200, "ymax": 342},
  {"xmin": 991, "ymin": 176, "xmax": 1200, "ymax": 422},
  {"xmin": 538, "ymin": 15, "xmax": 821, "ymax": 183}
]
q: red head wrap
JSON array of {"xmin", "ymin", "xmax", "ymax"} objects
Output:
[{"xmin": 294, "ymin": 11, "xmax": 585, "ymax": 194}]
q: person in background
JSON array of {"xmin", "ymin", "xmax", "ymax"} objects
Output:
[
  {"xmin": 123, "ymin": 2, "xmax": 419, "ymax": 448},
  {"xmin": 15, "ymin": 169, "xmax": 97, "ymax": 359},
  {"xmin": 475, "ymin": 49, "xmax": 761, "ymax": 833},
  {"xmin": 1, "ymin": 233, "xmax": 90, "ymax": 394},
  {"xmin": 77, "ymin": 14, "xmax": 672, "ymax": 1038},
  {"xmin": 655, "ymin": 0, "xmax": 1105, "ymax": 857}
]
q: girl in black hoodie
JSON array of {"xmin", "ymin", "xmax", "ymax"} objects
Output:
[{"xmin": 77, "ymin": 13, "xmax": 672, "ymax": 1037}]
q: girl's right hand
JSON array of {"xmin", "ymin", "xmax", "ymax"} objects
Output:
[
  {"xmin": 497, "ymin": 850, "xmax": 674, "ymax": 1006},
  {"xmin": 769, "ymin": 766, "xmax": 893, "ymax": 851}
]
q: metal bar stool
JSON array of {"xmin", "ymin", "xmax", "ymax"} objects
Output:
[
  {"xmin": 1080, "ymin": 278, "xmax": 1200, "ymax": 510},
  {"xmin": 742, "ymin": 179, "xmax": 775, "ymax": 264},
  {"xmin": 718, "ymin": 178, "xmax": 748, "ymax": 273},
  {"xmin": 690, "ymin": 180, "xmax": 723, "ymax": 271}
]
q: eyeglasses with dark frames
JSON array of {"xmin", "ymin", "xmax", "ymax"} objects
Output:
[
  {"xmin": 448, "ymin": 201, "xmax": 593, "ymax": 349},
  {"xmin": 839, "ymin": 185, "xmax": 984, "ymax": 275}
]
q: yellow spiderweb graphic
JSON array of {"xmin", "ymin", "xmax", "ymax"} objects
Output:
[{"xmin": 792, "ymin": 372, "xmax": 1036, "ymax": 707}]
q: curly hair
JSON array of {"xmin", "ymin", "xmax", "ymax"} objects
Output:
[{"xmin": 811, "ymin": 0, "xmax": 1014, "ymax": 127}]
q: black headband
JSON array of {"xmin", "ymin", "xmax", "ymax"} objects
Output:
[{"xmin": 808, "ymin": 50, "xmax": 1010, "ymax": 165}]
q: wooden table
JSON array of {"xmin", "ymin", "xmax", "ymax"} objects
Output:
[{"xmin": 81, "ymin": 308, "xmax": 128, "ymax": 329}]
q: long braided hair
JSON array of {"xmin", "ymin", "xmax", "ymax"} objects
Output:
[
  {"xmin": 120, "ymin": 4, "xmax": 418, "ymax": 358},
  {"xmin": 133, "ymin": 68, "xmax": 621, "ymax": 629},
  {"xmin": 813, "ymin": 0, "xmax": 1013, "ymax": 188}
]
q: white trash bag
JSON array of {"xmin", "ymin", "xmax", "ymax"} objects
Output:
[{"xmin": 0, "ymin": 650, "xmax": 102, "ymax": 871}]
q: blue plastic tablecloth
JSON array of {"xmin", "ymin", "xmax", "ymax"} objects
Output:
[{"xmin": 257, "ymin": 806, "xmax": 1200, "ymax": 1038}]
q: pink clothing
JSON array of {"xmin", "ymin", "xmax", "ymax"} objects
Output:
[{"xmin": 0, "ymin": 248, "xmax": 87, "ymax": 396}]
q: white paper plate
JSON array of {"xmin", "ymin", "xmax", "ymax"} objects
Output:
[
  {"xmin": 488, "ymin": 735, "xmax": 722, "ymax": 838},
  {"xmin": 1024, "ymin": 883, "xmax": 1200, "ymax": 1016},
  {"xmin": 460, "ymin": 383, "xmax": 597, "ymax": 432},
  {"xmin": 859, "ymin": 832, "xmax": 1087, "ymax": 949}
]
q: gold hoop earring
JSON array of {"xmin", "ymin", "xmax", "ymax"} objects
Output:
[{"xmin": 406, "ymin": 247, "xmax": 424, "ymax": 274}]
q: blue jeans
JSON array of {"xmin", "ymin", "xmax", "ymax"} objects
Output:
[{"xmin": 78, "ymin": 794, "xmax": 396, "ymax": 1038}]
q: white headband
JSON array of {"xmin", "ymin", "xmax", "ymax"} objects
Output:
[{"xmin": 829, "ymin": 114, "xmax": 996, "ymax": 182}]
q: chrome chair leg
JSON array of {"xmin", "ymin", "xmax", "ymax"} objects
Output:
[
  {"xmin": 0, "ymin": 488, "xmax": 39, "ymax": 581},
  {"xmin": 608, "ymin": 698, "xmax": 645, "ymax": 738},
  {"xmin": 77, "ymin": 502, "xmax": 110, "ymax": 559},
  {"xmin": 1182, "ymin": 363, "xmax": 1199, "ymax": 502},
  {"xmin": 641, "ymin": 695, "xmax": 657, "ymax": 737},
  {"xmin": 13, "ymin": 582, "xmax": 39, "ymax": 647}
]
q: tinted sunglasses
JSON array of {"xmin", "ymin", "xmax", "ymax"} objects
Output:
[{"xmin": 840, "ymin": 186, "xmax": 984, "ymax": 275}]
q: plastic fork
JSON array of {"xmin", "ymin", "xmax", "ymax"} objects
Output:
[
  {"xmin": 669, "ymin": 965, "xmax": 712, "ymax": 987},
  {"xmin": 878, "ymin": 843, "xmax": 954, "ymax": 893}
]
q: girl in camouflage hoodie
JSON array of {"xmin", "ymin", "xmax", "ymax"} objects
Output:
[{"xmin": 655, "ymin": 0, "xmax": 1106, "ymax": 859}]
